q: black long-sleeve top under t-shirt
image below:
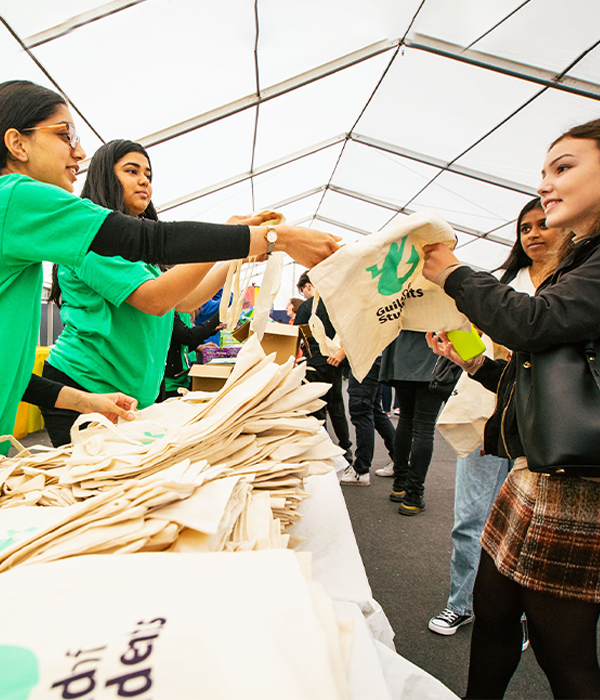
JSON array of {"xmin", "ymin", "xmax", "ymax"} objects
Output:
[{"xmin": 90, "ymin": 211, "xmax": 250, "ymax": 264}]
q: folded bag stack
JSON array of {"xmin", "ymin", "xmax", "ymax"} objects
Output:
[{"xmin": 0, "ymin": 335, "xmax": 343, "ymax": 570}]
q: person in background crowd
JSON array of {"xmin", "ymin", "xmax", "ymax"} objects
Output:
[
  {"xmin": 162, "ymin": 311, "xmax": 224, "ymax": 399},
  {"xmin": 380, "ymin": 385, "xmax": 399, "ymax": 420},
  {"xmin": 428, "ymin": 197, "xmax": 564, "ymax": 637},
  {"xmin": 286, "ymin": 297, "xmax": 303, "ymax": 324},
  {"xmin": 294, "ymin": 271, "xmax": 353, "ymax": 464},
  {"xmin": 194, "ymin": 289, "xmax": 225, "ymax": 346},
  {"xmin": 423, "ymin": 119, "xmax": 600, "ymax": 699},
  {"xmin": 340, "ymin": 355, "xmax": 396, "ymax": 486},
  {"xmin": 0, "ymin": 80, "xmax": 340, "ymax": 455},
  {"xmin": 379, "ymin": 330, "xmax": 444, "ymax": 515}
]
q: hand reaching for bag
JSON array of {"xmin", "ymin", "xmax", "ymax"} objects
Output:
[
  {"xmin": 227, "ymin": 212, "xmax": 280, "ymax": 227},
  {"xmin": 422, "ymin": 243, "xmax": 460, "ymax": 283},
  {"xmin": 426, "ymin": 332, "xmax": 481, "ymax": 372},
  {"xmin": 244, "ymin": 224, "xmax": 341, "ymax": 268},
  {"xmin": 55, "ymin": 387, "xmax": 138, "ymax": 423}
]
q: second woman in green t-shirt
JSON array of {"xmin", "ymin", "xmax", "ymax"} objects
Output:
[{"xmin": 42, "ymin": 140, "xmax": 261, "ymax": 446}]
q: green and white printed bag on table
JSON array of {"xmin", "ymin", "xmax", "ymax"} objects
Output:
[
  {"xmin": 0, "ymin": 551, "xmax": 351, "ymax": 700},
  {"xmin": 308, "ymin": 210, "xmax": 471, "ymax": 382}
]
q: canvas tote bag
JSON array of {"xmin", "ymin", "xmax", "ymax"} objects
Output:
[
  {"xmin": 0, "ymin": 551, "xmax": 351, "ymax": 700},
  {"xmin": 436, "ymin": 335, "xmax": 496, "ymax": 458},
  {"xmin": 308, "ymin": 210, "xmax": 470, "ymax": 381}
]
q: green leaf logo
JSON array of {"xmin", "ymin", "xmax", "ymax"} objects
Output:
[
  {"xmin": 0, "ymin": 528, "xmax": 38, "ymax": 553},
  {"xmin": 366, "ymin": 239, "xmax": 420, "ymax": 296},
  {"xmin": 0, "ymin": 646, "xmax": 39, "ymax": 699},
  {"xmin": 142, "ymin": 430, "xmax": 165, "ymax": 445}
]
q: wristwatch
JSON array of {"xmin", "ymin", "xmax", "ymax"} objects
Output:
[{"xmin": 264, "ymin": 226, "xmax": 278, "ymax": 255}]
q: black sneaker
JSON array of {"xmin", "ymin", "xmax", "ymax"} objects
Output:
[
  {"xmin": 428, "ymin": 608, "xmax": 474, "ymax": 635},
  {"xmin": 389, "ymin": 489, "xmax": 406, "ymax": 502},
  {"xmin": 398, "ymin": 501, "xmax": 425, "ymax": 516}
]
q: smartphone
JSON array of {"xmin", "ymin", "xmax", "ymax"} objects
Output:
[{"xmin": 446, "ymin": 326, "xmax": 486, "ymax": 361}]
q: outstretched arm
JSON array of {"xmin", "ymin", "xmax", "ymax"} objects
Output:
[
  {"xmin": 55, "ymin": 387, "xmax": 137, "ymax": 423},
  {"xmin": 90, "ymin": 212, "xmax": 341, "ymax": 268},
  {"xmin": 23, "ymin": 374, "xmax": 137, "ymax": 423}
]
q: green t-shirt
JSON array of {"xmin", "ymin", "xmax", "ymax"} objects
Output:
[
  {"xmin": 0, "ymin": 174, "xmax": 110, "ymax": 455},
  {"xmin": 48, "ymin": 254, "xmax": 173, "ymax": 408},
  {"xmin": 165, "ymin": 312, "xmax": 196, "ymax": 393}
]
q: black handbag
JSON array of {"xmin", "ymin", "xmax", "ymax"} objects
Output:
[
  {"xmin": 515, "ymin": 341, "xmax": 600, "ymax": 477},
  {"xmin": 429, "ymin": 357, "xmax": 463, "ymax": 401}
]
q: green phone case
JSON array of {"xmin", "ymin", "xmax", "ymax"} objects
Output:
[{"xmin": 446, "ymin": 326, "xmax": 486, "ymax": 361}]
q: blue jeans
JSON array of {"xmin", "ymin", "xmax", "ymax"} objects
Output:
[
  {"xmin": 348, "ymin": 361, "xmax": 395, "ymax": 474},
  {"xmin": 447, "ymin": 447, "xmax": 510, "ymax": 616},
  {"xmin": 392, "ymin": 381, "xmax": 445, "ymax": 505}
]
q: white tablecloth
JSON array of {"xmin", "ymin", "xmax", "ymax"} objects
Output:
[{"xmin": 292, "ymin": 468, "xmax": 458, "ymax": 700}]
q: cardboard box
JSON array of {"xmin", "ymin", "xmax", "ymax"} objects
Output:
[
  {"xmin": 189, "ymin": 363, "xmax": 234, "ymax": 392},
  {"xmin": 232, "ymin": 321, "xmax": 300, "ymax": 365}
]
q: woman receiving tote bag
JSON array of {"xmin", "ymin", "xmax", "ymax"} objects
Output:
[
  {"xmin": 428, "ymin": 197, "xmax": 565, "ymax": 638},
  {"xmin": 423, "ymin": 120, "xmax": 600, "ymax": 699}
]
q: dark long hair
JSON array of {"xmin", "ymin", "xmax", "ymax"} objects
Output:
[
  {"xmin": 496, "ymin": 197, "xmax": 544, "ymax": 276},
  {"xmin": 0, "ymin": 80, "xmax": 66, "ymax": 169},
  {"xmin": 80, "ymin": 139, "xmax": 158, "ymax": 219},
  {"xmin": 50, "ymin": 139, "xmax": 158, "ymax": 305}
]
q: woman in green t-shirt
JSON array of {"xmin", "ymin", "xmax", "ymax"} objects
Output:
[
  {"xmin": 43, "ymin": 139, "xmax": 262, "ymax": 445},
  {"xmin": 0, "ymin": 80, "xmax": 339, "ymax": 453}
]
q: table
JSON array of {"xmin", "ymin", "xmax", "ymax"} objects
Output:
[{"xmin": 291, "ymin": 466, "xmax": 458, "ymax": 700}]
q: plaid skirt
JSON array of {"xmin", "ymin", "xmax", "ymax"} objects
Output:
[{"xmin": 481, "ymin": 468, "xmax": 600, "ymax": 603}]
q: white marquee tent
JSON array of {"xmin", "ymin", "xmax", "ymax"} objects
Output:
[{"xmin": 2, "ymin": 0, "xmax": 600, "ymax": 306}]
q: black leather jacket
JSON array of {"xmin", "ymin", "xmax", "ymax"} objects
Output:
[{"xmin": 443, "ymin": 234, "xmax": 600, "ymax": 459}]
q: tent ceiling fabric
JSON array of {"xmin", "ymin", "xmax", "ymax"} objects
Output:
[{"xmin": 3, "ymin": 0, "xmax": 600, "ymax": 302}]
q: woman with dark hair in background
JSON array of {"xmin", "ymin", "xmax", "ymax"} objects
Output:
[
  {"xmin": 0, "ymin": 79, "xmax": 339, "ymax": 454},
  {"xmin": 423, "ymin": 120, "xmax": 600, "ymax": 698},
  {"xmin": 496, "ymin": 196, "xmax": 561, "ymax": 290}
]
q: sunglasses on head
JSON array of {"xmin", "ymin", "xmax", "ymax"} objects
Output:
[{"xmin": 20, "ymin": 122, "xmax": 80, "ymax": 150}]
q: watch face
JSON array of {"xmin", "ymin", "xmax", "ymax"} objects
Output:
[{"xmin": 266, "ymin": 229, "xmax": 278, "ymax": 243}]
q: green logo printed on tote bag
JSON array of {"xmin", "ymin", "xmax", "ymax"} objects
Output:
[
  {"xmin": 142, "ymin": 430, "xmax": 166, "ymax": 445},
  {"xmin": 0, "ymin": 646, "xmax": 39, "ymax": 699},
  {"xmin": 0, "ymin": 527, "xmax": 37, "ymax": 553},
  {"xmin": 366, "ymin": 239, "xmax": 420, "ymax": 295}
]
